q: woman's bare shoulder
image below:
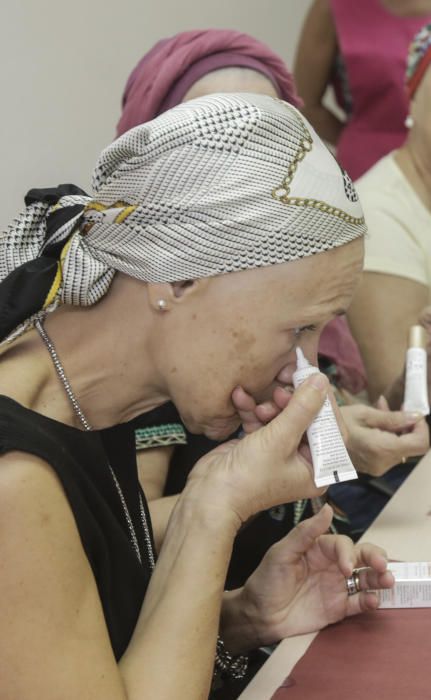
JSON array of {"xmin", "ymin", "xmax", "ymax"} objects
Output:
[
  {"xmin": 0, "ymin": 450, "xmax": 87, "ymax": 594},
  {"xmin": 0, "ymin": 450, "xmax": 125, "ymax": 699},
  {"xmin": 0, "ymin": 450, "xmax": 65, "ymax": 515}
]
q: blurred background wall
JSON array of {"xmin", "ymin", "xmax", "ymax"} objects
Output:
[{"xmin": 0, "ymin": 0, "xmax": 312, "ymax": 227}]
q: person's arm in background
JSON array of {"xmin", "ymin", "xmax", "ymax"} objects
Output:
[
  {"xmin": 136, "ymin": 446, "xmax": 177, "ymax": 551},
  {"xmin": 348, "ymin": 272, "xmax": 428, "ymax": 404},
  {"xmin": 293, "ymin": 0, "xmax": 345, "ymax": 145},
  {"xmin": 137, "ymin": 446, "xmax": 172, "ymax": 501}
]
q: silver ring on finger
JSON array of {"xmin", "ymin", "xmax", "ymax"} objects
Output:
[{"xmin": 346, "ymin": 569, "xmax": 361, "ymax": 596}]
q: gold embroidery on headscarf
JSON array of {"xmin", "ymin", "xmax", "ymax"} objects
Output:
[
  {"xmin": 84, "ymin": 201, "xmax": 107, "ymax": 213},
  {"xmin": 115, "ymin": 205, "xmax": 136, "ymax": 223},
  {"xmin": 271, "ymin": 104, "xmax": 365, "ymax": 226},
  {"xmin": 43, "ymin": 262, "xmax": 62, "ymax": 309},
  {"xmin": 83, "ymin": 200, "xmax": 137, "ymax": 224},
  {"xmin": 43, "ymin": 237, "xmax": 73, "ymax": 309}
]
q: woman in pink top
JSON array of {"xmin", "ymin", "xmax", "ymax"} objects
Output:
[{"xmin": 294, "ymin": 0, "xmax": 431, "ymax": 181}]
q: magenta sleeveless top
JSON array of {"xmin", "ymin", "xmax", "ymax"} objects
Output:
[{"xmin": 330, "ymin": 0, "xmax": 431, "ymax": 180}]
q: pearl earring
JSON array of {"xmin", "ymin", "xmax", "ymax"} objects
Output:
[
  {"xmin": 157, "ymin": 299, "xmax": 168, "ymax": 311},
  {"xmin": 405, "ymin": 114, "xmax": 414, "ymax": 129}
]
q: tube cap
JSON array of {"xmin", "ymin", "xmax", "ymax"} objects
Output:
[{"xmin": 409, "ymin": 325, "xmax": 427, "ymax": 349}]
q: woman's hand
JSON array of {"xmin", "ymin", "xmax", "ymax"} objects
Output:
[
  {"xmin": 231, "ymin": 383, "xmax": 292, "ymax": 434},
  {"xmin": 221, "ymin": 505, "xmax": 394, "ymax": 653},
  {"xmin": 384, "ymin": 305, "xmax": 431, "ymax": 409},
  {"xmin": 189, "ymin": 374, "xmax": 330, "ymax": 527},
  {"xmin": 341, "ymin": 401, "xmax": 428, "ymax": 476}
]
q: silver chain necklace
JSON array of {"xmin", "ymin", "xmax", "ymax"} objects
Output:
[{"xmin": 35, "ymin": 318, "xmax": 155, "ymax": 571}]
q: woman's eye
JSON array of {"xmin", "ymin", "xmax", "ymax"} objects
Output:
[{"xmin": 294, "ymin": 324, "xmax": 317, "ymax": 337}]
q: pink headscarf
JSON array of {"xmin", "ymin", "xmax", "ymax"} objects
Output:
[
  {"xmin": 116, "ymin": 29, "xmax": 302, "ymax": 135},
  {"xmin": 116, "ymin": 29, "xmax": 366, "ymax": 393}
]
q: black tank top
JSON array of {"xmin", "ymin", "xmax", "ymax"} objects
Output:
[{"xmin": 0, "ymin": 395, "xmax": 154, "ymax": 660}]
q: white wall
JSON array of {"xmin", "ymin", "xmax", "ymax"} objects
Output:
[{"xmin": 0, "ymin": 0, "xmax": 312, "ymax": 229}]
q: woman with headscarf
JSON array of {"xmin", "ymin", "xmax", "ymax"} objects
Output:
[
  {"xmin": 0, "ymin": 94, "xmax": 393, "ymax": 698},
  {"xmin": 114, "ymin": 30, "xmax": 428, "ymax": 555},
  {"xmin": 349, "ymin": 24, "xmax": 431, "ymax": 405}
]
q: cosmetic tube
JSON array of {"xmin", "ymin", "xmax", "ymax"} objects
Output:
[
  {"xmin": 292, "ymin": 348, "xmax": 358, "ymax": 488},
  {"xmin": 403, "ymin": 326, "xmax": 430, "ymax": 416}
]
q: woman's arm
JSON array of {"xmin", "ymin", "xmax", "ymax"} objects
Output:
[
  {"xmin": 0, "ymin": 376, "xmax": 328, "ymax": 699},
  {"xmin": 137, "ymin": 445, "xmax": 179, "ymax": 551},
  {"xmin": 137, "ymin": 445, "xmax": 172, "ymax": 501},
  {"xmin": 293, "ymin": 0, "xmax": 344, "ymax": 145},
  {"xmin": 347, "ymin": 272, "xmax": 429, "ymax": 403},
  {"xmin": 148, "ymin": 493, "xmax": 179, "ymax": 551}
]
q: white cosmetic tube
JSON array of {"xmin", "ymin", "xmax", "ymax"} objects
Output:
[
  {"xmin": 292, "ymin": 348, "xmax": 358, "ymax": 488},
  {"xmin": 403, "ymin": 325, "xmax": 430, "ymax": 416}
]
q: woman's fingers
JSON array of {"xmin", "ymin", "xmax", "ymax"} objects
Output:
[
  {"xmin": 231, "ymin": 385, "xmax": 257, "ymax": 413},
  {"xmin": 362, "ymin": 405, "xmax": 423, "ymax": 432},
  {"xmin": 355, "ymin": 566, "xmax": 394, "ymax": 592},
  {"xmin": 272, "ymin": 385, "xmax": 292, "ymax": 409},
  {"xmin": 354, "ymin": 542, "xmax": 389, "ymax": 573},
  {"xmin": 259, "ymin": 372, "xmax": 329, "ymax": 458},
  {"xmin": 316, "ymin": 535, "xmax": 390, "ymax": 581},
  {"xmin": 248, "ymin": 387, "xmax": 293, "ymax": 424},
  {"xmin": 375, "ymin": 394, "xmax": 390, "ymax": 411},
  {"xmin": 396, "ymin": 417, "xmax": 430, "ymax": 456},
  {"xmin": 269, "ymin": 505, "xmax": 334, "ymax": 564},
  {"xmin": 345, "ymin": 569, "xmax": 394, "ymax": 617},
  {"xmin": 255, "ymin": 401, "xmax": 282, "ymax": 424},
  {"xmin": 346, "ymin": 591, "xmax": 380, "ymax": 616},
  {"xmin": 231, "ymin": 386, "xmax": 262, "ymax": 433},
  {"xmin": 233, "ymin": 379, "xmax": 320, "ymax": 436},
  {"xmin": 344, "ymin": 547, "xmax": 394, "ymax": 616}
]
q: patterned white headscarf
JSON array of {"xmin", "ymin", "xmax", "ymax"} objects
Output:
[{"xmin": 0, "ymin": 93, "xmax": 365, "ymax": 343}]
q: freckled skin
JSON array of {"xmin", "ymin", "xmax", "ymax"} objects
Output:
[
  {"xmin": 149, "ymin": 238, "xmax": 364, "ymax": 440},
  {"xmin": 232, "ymin": 329, "xmax": 257, "ymax": 356}
]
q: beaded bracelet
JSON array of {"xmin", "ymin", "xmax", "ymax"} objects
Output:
[{"xmin": 214, "ymin": 636, "xmax": 249, "ymax": 680}]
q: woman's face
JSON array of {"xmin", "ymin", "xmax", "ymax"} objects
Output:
[{"xmin": 151, "ymin": 237, "xmax": 364, "ymax": 440}]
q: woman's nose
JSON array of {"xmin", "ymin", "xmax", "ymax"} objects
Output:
[{"xmin": 297, "ymin": 335, "xmax": 319, "ymax": 367}]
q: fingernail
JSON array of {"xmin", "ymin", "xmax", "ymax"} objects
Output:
[
  {"xmin": 309, "ymin": 373, "xmax": 327, "ymax": 391},
  {"xmin": 405, "ymin": 412, "xmax": 423, "ymax": 422}
]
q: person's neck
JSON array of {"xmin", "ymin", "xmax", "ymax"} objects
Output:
[
  {"xmin": 0, "ymin": 280, "xmax": 170, "ymax": 431},
  {"xmin": 395, "ymin": 138, "xmax": 431, "ymax": 213}
]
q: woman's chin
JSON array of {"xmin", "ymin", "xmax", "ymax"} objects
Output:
[
  {"xmin": 182, "ymin": 413, "xmax": 241, "ymax": 442},
  {"xmin": 203, "ymin": 415, "xmax": 241, "ymax": 441}
]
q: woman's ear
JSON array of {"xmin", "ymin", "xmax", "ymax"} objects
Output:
[
  {"xmin": 147, "ymin": 278, "xmax": 210, "ymax": 311},
  {"xmin": 171, "ymin": 279, "xmax": 210, "ymax": 298}
]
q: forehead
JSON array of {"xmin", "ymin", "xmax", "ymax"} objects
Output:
[{"xmin": 211, "ymin": 237, "xmax": 364, "ymax": 321}]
